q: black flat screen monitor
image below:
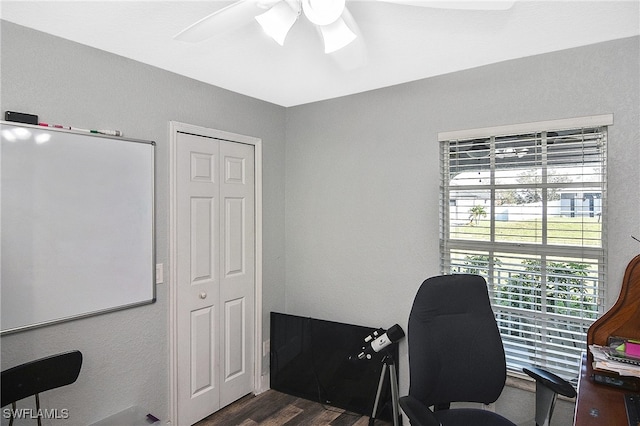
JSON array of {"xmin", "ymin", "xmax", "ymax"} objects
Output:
[{"xmin": 270, "ymin": 312, "xmax": 398, "ymax": 420}]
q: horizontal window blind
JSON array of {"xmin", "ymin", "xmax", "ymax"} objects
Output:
[{"xmin": 440, "ymin": 122, "xmax": 607, "ymax": 382}]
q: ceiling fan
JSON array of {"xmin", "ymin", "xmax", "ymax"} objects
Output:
[{"xmin": 175, "ymin": 0, "xmax": 515, "ymax": 56}]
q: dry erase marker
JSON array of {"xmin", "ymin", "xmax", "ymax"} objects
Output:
[
  {"xmin": 39, "ymin": 122, "xmax": 64, "ymax": 129},
  {"xmin": 39, "ymin": 122, "xmax": 122, "ymax": 137},
  {"xmin": 70, "ymin": 127, "xmax": 123, "ymax": 137}
]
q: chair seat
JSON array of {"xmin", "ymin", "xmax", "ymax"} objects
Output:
[{"xmin": 434, "ymin": 408, "xmax": 517, "ymax": 426}]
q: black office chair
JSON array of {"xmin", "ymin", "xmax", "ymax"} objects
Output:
[
  {"xmin": 1, "ymin": 350, "xmax": 83, "ymax": 426},
  {"xmin": 399, "ymin": 275, "xmax": 576, "ymax": 426}
]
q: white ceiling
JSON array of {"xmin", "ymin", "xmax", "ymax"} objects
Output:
[{"xmin": 1, "ymin": 1, "xmax": 639, "ymax": 107}]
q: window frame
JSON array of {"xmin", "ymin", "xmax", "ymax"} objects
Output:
[{"xmin": 438, "ymin": 115, "xmax": 611, "ymax": 381}]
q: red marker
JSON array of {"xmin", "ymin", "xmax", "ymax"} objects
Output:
[{"xmin": 39, "ymin": 122, "xmax": 64, "ymax": 129}]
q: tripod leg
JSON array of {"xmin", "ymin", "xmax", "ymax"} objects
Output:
[
  {"xmin": 389, "ymin": 363, "xmax": 401, "ymax": 426},
  {"xmin": 370, "ymin": 363, "xmax": 388, "ymax": 426}
]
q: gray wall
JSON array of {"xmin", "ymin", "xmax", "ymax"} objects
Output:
[
  {"xmin": 285, "ymin": 36, "xmax": 640, "ymax": 398},
  {"xmin": 0, "ymin": 20, "xmax": 287, "ymax": 424}
]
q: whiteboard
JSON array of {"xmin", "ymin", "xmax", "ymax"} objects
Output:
[{"xmin": 1, "ymin": 121, "xmax": 155, "ymax": 334}]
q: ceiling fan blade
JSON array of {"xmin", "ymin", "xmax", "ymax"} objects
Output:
[
  {"xmin": 328, "ymin": 7, "xmax": 367, "ymax": 70},
  {"xmin": 319, "ymin": 17, "xmax": 356, "ymax": 54},
  {"xmin": 174, "ymin": 0, "xmax": 262, "ymax": 43},
  {"xmin": 375, "ymin": 0, "xmax": 516, "ymax": 11}
]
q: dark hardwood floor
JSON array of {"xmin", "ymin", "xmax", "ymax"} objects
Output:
[{"xmin": 195, "ymin": 390, "xmax": 393, "ymax": 426}]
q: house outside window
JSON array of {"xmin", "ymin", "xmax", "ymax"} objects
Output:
[{"xmin": 439, "ymin": 115, "xmax": 611, "ymax": 382}]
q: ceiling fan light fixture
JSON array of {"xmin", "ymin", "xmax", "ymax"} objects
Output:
[
  {"xmin": 320, "ymin": 16, "xmax": 356, "ymax": 53},
  {"xmin": 255, "ymin": 1, "xmax": 300, "ymax": 46},
  {"xmin": 302, "ymin": 0, "xmax": 346, "ymax": 26}
]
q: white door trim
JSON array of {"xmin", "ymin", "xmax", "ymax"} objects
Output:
[{"xmin": 168, "ymin": 121, "xmax": 263, "ymax": 425}]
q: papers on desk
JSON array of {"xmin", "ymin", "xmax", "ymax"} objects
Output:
[{"xmin": 590, "ymin": 345, "xmax": 640, "ymax": 378}]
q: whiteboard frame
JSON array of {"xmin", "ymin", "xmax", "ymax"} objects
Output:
[{"xmin": 0, "ymin": 121, "xmax": 156, "ymax": 335}]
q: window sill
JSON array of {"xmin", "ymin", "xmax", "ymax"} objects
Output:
[{"xmin": 506, "ymin": 371, "xmax": 576, "ymax": 401}]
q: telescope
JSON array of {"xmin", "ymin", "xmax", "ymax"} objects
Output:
[
  {"xmin": 351, "ymin": 324, "xmax": 405, "ymax": 361},
  {"xmin": 351, "ymin": 324, "xmax": 405, "ymax": 426}
]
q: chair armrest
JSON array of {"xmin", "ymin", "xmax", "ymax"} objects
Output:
[
  {"xmin": 399, "ymin": 395, "xmax": 441, "ymax": 426},
  {"xmin": 523, "ymin": 366, "xmax": 576, "ymax": 398}
]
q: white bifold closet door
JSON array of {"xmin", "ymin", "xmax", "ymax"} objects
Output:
[{"xmin": 176, "ymin": 132, "xmax": 255, "ymax": 425}]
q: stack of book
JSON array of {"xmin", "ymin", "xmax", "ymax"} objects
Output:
[{"xmin": 589, "ymin": 344, "xmax": 640, "ymax": 378}]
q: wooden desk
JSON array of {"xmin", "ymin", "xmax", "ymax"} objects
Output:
[
  {"xmin": 574, "ymin": 353, "xmax": 630, "ymax": 426},
  {"xmin": 575, "ymin": 254, "xmax": 640, "ymax": 425}
]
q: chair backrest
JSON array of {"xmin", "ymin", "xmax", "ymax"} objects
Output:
[
  {"xmin": 407, "ymin": 275, "xmax": 506, "ymax": 407},
  {"xmin": 1, "ymin": 350, "xmax": 83, "ymax": 407}
]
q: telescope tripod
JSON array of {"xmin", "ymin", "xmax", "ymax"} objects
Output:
[{"xmin": 369, "ymin": 352, "xmax": 401, "ymax": 426}]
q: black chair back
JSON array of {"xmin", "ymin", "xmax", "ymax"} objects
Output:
[
  {"xmin": 1, "ymin": 350, "xmax": 83, "ymax": 408},
  {"xmin": 407, "ymin": 274, "xmax": 506, "ymax": 407}
]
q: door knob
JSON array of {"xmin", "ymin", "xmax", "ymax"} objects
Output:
[{"xmin": 199, "ymin": 291, "xmax": 207, "ymax": 299}]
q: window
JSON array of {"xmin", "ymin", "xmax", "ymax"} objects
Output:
[{"xmin": 439, "ymin": 116, "xmax": 610, "ymax": 382}]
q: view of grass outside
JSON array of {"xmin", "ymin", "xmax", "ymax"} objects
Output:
[{"xmin": 451, "ymin": 216, "xmax": 602, "ymax": 246}]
